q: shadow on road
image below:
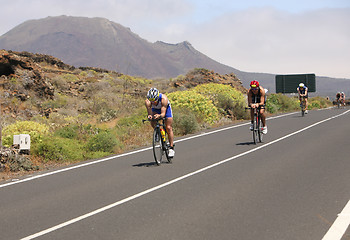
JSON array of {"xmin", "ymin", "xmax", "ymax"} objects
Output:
[
  {"xmin": 133, "ymin": 162, "xmax": 158, "ymax": 167},
  {"xmin": 133, "ymin": 161, "xmax": 172, "ymax": 167},
  {"xmin": 236, "ymin": 142, "xmax": 255, "ymax": 146}
]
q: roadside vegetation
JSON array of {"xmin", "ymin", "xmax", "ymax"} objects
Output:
[{"xmin": 1, "ymin": 68, "xmax": 332, "ymax": 174}]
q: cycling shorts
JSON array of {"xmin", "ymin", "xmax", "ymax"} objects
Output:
[{"xmin": 152, "ymin": 104, "xmax": 173, "ymax": 118}]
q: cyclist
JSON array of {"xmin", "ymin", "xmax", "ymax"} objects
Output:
[
  {"xmin": 247, "ymin": 80, "xmax": 267, "ymax": 134},
  {"xmin": 297, "ymin": 83, "xmax": 308, "ymax": 113},
  {"xmin": 340, "ymin": 92, "xmax": 346, "ymax": 106},
  {"xmin": 336, "ymin": 92, "xmax": 342, "ymax": 106},
  {"xmin": 145, "ymin": 88, "xmax": 175, "ymax": 157}
]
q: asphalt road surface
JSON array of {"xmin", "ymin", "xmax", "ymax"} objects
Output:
[{"xmin": 1, "ymin": 107, "xmax": 349, "ymax": 240}]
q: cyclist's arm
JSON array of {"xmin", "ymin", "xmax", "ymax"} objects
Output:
[
  {"xmin": 145, "ymin": 99, "xmax": 153, "ymax": 119},
  {"xmin": 259, "ymin": 87, "xmax": 265, "ymax": 106},
  {"xmin": 159, "ymin": 95, "xmax": 169, "ymax": 118},
  {"xmin": 247, "ymin": 91, "xmax": 253, "ymax": 107}
]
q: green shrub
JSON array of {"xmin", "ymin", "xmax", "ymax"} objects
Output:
[
  {"xmin": 42, "ymin": 94, "xmax": 68, "ymax": 109},
  {"xmin": 33, "ymin": 136, "xmax": 84, "ymax": 162},
  {"xmin": 2, "ymin": 121, "xmax": 50, "ymax": 147},
  {"xmin": 308, "ymin": 96, "xmax": 332, "ymax": 109},
  {"xmin": 172, "ymin": 108, "xmax": 199, "ymax": 135},
  {"xmin": 63, "ymin": 73, "xmax": 79, "ymax": 82},
  {"xmin": 168, "ymin": 90, "xmax": 219, "ymax": 124},
  {"xmin": 193, "ymin": 83, "xmax": 247, "ymax": 119},
  {"xmin": 265, "ymin": 94, "xmax": 299, "ymax": 113},
  {"xmin": 116, "ymin": 108, "xmax": 147, "ymax": 129},
  {"xmin": 54, "ymin": 124, "xmax": 79, "ymax": 139},
  {"xmin": 86, "ymin": 131, "xmax": 120, "ymax": 153}
]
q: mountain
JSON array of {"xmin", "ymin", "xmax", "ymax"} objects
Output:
[
  {"xmin": 0, "ymin": 15, "xmax": 349, "ymax": 96},
  {"xmin": 0, "ymin": 15, "xmax": 238, "ymax": 79}
]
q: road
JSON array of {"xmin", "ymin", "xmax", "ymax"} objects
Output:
[{"xmin": 1, "ymin": 107, "xmax": 349, "ymax": 240}]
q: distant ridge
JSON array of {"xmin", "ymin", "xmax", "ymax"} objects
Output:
[
  {"xmin": 0, "ymin": 15, "xmax": 238, "ymax": 79},
  {"xmin": 0, "ymin": 15, "xmax": 349, "ymax": 95}
]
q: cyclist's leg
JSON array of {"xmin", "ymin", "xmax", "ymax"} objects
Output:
[
  {"xmin": 259, "ymin": 108, "xmax": 266, "ymax": 127},
  {"xmin": 305, "ymin": 97, "xmax": 308, "ymax": 109},
  {"xmin": 250, "ymin": 108, "xmax": 255, "ymax": 120},
  {"xmin": 164, "ymin": 105, "xmax": 174, "ymax": 147},
  {"xmin": 165, "ymin": 117, "xmax": 174, "ymax": 147},
  {"xmin": 250, "ymin": 108, "xmax": 254, "ymax": 130}
]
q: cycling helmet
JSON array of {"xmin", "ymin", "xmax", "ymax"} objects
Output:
[
  {"xmin": 299, "ymin": 83, "xmax": 305, "ymax": 88},
  {"xmin": 250, "ymin": 80, "xmax": 259, "ymax": 88},
  {"xmin": 147, "ymin": 88, "xmax": 159, "ymax": 101}
]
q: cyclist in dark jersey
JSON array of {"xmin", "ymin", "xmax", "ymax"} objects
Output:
[
  {"xmin": 247, "ymin": 80, "xmax": 267, "ymax": 134},
  {"xmin": 297, "ymin": 83, "xmax": 308, "ymax": 113},
  {"xmin": 145, "ymin": 88, "xmax": 175, "ymax": 157}
]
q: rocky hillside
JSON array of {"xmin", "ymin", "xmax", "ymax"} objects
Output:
[{"xmin": 0, "ymin": 49, "xmax": 246, "ymax": 123}]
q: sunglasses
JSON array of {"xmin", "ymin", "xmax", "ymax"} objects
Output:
[{"xmin": 251, "ymin": 87, "xmax": 259, "ymax": 90}]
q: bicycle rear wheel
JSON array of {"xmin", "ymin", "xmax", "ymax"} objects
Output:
[
  {"xmin": 252, "ymin": 116, "xmax": 258, "ymax": 144},
  {"xmin": 258, "ymin": 116, "xmax": 263, "ymax": 143},
  {"xmin": 152, "ymin": 128, "xmax": 163, "ymax": 165},
  {"xmin": 164, "ymin": 142, "xmax": 172, "ymax": 163},
  {"xmin": 301, "ymin": 102, "xmax": 305, "ymax": 116}
]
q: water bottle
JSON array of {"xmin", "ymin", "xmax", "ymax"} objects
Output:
[{"xmin": 160, "ymin": 128, "xmax": 166, "ymax": 141}]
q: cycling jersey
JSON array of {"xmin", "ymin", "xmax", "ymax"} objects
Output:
[
  {"xmin": 297, "ymin": 87, "xmax": 308, "ymax": 98},
  {"xmin": 249, "ymin": 87, "xmax": 266, "ymax": 104},
  {"xmin": 151, "ymin": 93, "xmax": 173, "ymax": 118}
]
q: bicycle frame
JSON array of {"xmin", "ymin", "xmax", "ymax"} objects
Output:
[
  {"xmin": 246, "ymin": 107, "xmax": 263, "ymax": 144},
  {"xmin": 300, "ymin": 96, "xmax": 306, "ymax": 116},
  {"xmin": 143, "ymin": 118, "xmax": 171, "ymax": 165}
]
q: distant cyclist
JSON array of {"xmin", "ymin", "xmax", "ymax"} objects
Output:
[
  {"xmin": 297, "ymin": 83, "xmax": 308, "ymax": 113},
  {"xmin": 247, "ymin": 80, "xmax": 267, "ymax": 134},
  {"xmin": 336, "ymin": 92, "xmax": 341, "ymax": 106},
  {"xmin": 145, "ymin": 88, "xmax": 175, "ymax": 157},
  {"xmin": 340, "ymin": 92, "xmax": 346, "ymax": 106}
]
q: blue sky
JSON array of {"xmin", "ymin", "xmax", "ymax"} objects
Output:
[{"xmin": 1, "ymin": 0, "xmax": 350, "ymax": 79}]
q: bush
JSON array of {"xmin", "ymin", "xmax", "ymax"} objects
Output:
[
  {"xmin": 86, "ymin": 131, "xmax": 120, "ymax": 153},
  {"xmin": 54, "ymin": 125, "xmax": 79, "ymax": 139},
  {"xmin": 2, "ymin": 121, "xmax": 50, "ymax": 147},
  {"xmin": 193, "ymin": 83, "xmax": 247, "ymax": 119},
  {"xmin": 308, "ymin": 96, "xmax": 332, "ymax": 109},
  {"xmin": 33, "ymin": 136, "xmax": 84, "ymax": 162},
  {"xmin": 172, "ymin": 108, "xmax": 199, "ymax": 135},
  {"xmin": 168, "ymin": 90, "xmax": 219, "ymax": 124},
  {"xmin": 265, "ymin": 94, "xmax": 299, "ymax": 113}
]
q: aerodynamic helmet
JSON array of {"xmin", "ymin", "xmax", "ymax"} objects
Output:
[
  {"xmin": 299, "ymin": 83, "xmax": 305, "ymax": 88},
  {"xmin": 250, "ymin": 80, "xmax": 260, "ymax": 88},
  {"xmin": 147, "ymin": 88, "xmax": 159, "ymax": 102}
]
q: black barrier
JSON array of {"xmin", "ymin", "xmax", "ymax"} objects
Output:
[{"xmin": 276, "ymin": 74, "xmax": 316, "ymax": 93}]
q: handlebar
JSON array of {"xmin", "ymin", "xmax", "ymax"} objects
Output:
[
  {"xmin": 142, "ymin": 117, "xmax": 165, "ymax": 123},
  {"xmin": 245, "ymin": 106, "xmax": 265, "ymax": 110}
]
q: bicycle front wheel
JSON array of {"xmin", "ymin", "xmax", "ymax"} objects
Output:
[
  {"xmin": 153, "ymin": 128, "xmax": 163, "ymax": 165},
  {"xmin": 252, "ymin": 116, "xmax": 258, "ymax": 144},
  {"xmin": 258, "ymin": 116, "xmax": 263, "ymax": 143}
]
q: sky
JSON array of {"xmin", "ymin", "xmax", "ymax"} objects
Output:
[{"xmin": 1, "ymin": 0, "xmax": 350, "ymax": 79}]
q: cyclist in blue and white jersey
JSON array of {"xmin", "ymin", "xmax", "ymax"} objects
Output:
[
  {"xmin": 145, "ymin": 88, "xmax": 175, "ymax": 157},
  {"xmin": 297, "ymin": 83, "xmax": 308, "ymax": 113}
]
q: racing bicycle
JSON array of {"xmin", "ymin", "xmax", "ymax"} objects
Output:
[
  {"xmin": 300, "ymin": 96, "xmax": 307, "ymax": 116},
  {"xmin": 246, "ymin": 106, "xmax": 264, "ymax": 144},
  {"xmin": 143, "ymin": 118, "xmax": 172, "ymax": 165}
]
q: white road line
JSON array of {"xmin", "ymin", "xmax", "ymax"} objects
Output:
[
  {"xmin": 322, "ymin": 200, "xmax": 350, "ymax": 240},
  {"xmin": 21, "ymin": 109, "xmax": 350, "ymax": 240},
  {"xmin": 0, "ymin": 111, "xmax": 297, "ymax": 189}
]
